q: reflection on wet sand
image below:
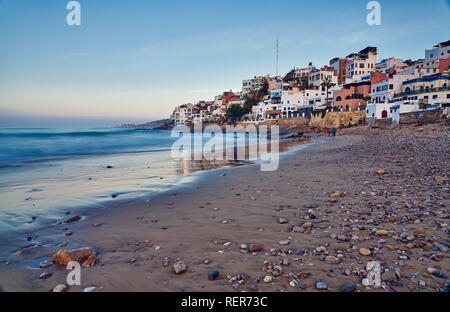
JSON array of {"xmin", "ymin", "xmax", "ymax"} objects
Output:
[{"xmin": 175, "ymin": 137, "xmax": 310, "ymax": 175}]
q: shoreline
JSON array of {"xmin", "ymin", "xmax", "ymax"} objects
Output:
[{"xmin": 0, "ymin": 123, "xmax": 448, "ymax": 292}]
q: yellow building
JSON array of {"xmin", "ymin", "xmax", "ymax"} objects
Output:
[{"xmin": 394, "ymin": 70, "xmax": 449, "ymax": 105}]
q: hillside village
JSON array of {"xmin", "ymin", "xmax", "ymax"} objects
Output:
[{"xmin": 170, "ymin": 40, "xmax": 450, "ymax": 127}]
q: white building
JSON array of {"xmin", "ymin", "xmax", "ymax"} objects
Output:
[
  {"xmin": 425, "ymin": 40, "xmax": 450, "ymax": 62},
  {"xmin": 375, "ymin": 57, "xmax": 406, "ymax": 74},
  {"xmin": 370, "ymin": 73, "xmax": 417, "ymax": 104},
  {"xmin": 366, "ymin": 102, "xmax": 419, "ymax": 120},
  {"xmin": 172, "ymin": 103, "xmax": 193, "ymax": 125},
  {"xmin": 308, "ymin": 66, "xmax": 338, "ymax": 97},
  {"xmin": 345, "ymin": 47, "xmax": 377, "ymax": 83}
]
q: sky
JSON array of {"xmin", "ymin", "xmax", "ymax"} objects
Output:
[{"xmin": 0, "ymin": 0, "xmax": 449, "ymax": 127}]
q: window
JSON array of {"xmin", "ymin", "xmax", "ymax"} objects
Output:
[
  {"xmin": 389, "ymin": 84, "xmax": 393, "ymax": 90},
  {"xmin": 433, "ymin": 95, "xmax": 437, "ymax": 99},
  {"xmin": 447, "ymin": 94, "xmax": 450, "ymax": 99}
]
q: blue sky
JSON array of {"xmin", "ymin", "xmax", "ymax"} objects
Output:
[{"xmin": 0, "ymin": 0, "xmax": 449, "ymax": 127}]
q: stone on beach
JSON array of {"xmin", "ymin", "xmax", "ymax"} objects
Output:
[
  {"xmin": 249, "ymin": 244, "xmax": 263, "ymax": 252},
  {"xmin": 315, "ymin": 281, "xmax": 328, "ymax": 290},
  {"xmin": 52, "ymin": 247, "xmax": 97, "ymax": 266},
  {"xmin": 325, "ymin": 256, "xmax": 341, "ymax": 264},
  {"xmin": 173, "ymin": 261, "xmax": 186, "ymax": 274},
  {"xmin": 39, "ymin": 272, "xmax": 52, "ymax": 279},
  {"xmin": 208, "ymin": 270, "xmax": 219, "ymax": 280},
  {"xmin": 359, "ymin": 248, "xmax": 371, "ymax": 256},
  {"xmin": 64, "ymin": 216, "xmax": 81, "ymax": 223},
  {"xmin": 53, "ymin": 284, "xmax": 67, "ymax": 292},
  {"xmin": 330, "ymin": 192, "xmax": 341, "ymax": 198}
]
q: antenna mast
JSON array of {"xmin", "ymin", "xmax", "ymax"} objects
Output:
[{"xmin": 276, "ymin": 39, "xmax": 279, "ymax": 77}]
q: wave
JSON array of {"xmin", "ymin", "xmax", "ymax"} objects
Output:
[{"xmin": 0, "ymin": 128, "xmax": 138, "ymax": 139}]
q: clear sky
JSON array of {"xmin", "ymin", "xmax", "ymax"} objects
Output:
[{"xmin": 0, "ymin": 0, "xmax": 449, "ymax": 127}]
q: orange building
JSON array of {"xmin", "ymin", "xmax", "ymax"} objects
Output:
[
  {"xmin": 334, "ymin": 72, "xmax": 387, "ymax": 110},
  {"xmin": 439, "ymin": 56, "xmax": 450, "ymax": 73}
]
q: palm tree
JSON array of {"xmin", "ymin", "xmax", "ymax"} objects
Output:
[
  {"xmin": 321, "ymin": 77, "xmax": 336, "ymax": 101},
  {"xmin": 321, "ymin": 77, "xmax": 336, "ymax": 110}
]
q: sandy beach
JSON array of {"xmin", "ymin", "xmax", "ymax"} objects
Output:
[{"xmin": 0, "ymin": 122, "xmax": 448, "ymax": 292}]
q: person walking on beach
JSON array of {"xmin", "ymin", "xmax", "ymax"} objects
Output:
[{"xmin": 332, "ymin": 127, "xmax": 336, "ymax": 137}]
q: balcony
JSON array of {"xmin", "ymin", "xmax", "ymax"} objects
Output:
[{"xmin": 394, "ymin": 86, "xmax": 449, "ymax": 98}]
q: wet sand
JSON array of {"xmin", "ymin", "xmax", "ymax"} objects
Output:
[{"xmin": 0, "ymin": 123, "xmax": 448, "ymax": 292}]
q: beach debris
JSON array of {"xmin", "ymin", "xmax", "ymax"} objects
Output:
[
  {"xmin": 263, "ymin": 276, "xmax": 273, "ymax": 283},
  {"xmin": 52, "ymin": 247, "xmax": 97, "ymax": 266},
  {"xmin": 278, "ymin": 217, "xmax": 288, "ymax": 224},
  {"xmin": 173, "ymin": 261, "xmax": 186, "ymax": 274},
  {"xmin": 279, "ymin": 240, "xmax": 290, "ymax": 246},
  {"xmin": 53, "ymin": 284, "xmax": 67, "ymax": 292},
  {"xmin": 83, "ymin": 286, "xmax": 96, "ymax": 292}
]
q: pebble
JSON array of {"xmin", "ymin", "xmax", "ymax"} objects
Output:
[
  {"xmin": 263, "ymin": 276, "xmax": 273, "ymax": 283},
  {"xmin": 279, "ymin": 240, "xmax": 290, "ymax": 246},
  {"xmin": 249, "ymin": 244, "xmax": 263, "ymax": 252},
  {"xmin": 173, "ymin": 261, "xmax": 186, "ymax": 274},
  {"xmin": 39, "ymin": 272, "xmax": 52, "ymax": 279},
  {"xmin": 315, "ymin": 281, "xmax": 328, "ymax": 290},
  {"xmin": 359, "ymin": 248, "xmax": 371, "ymax": 256},
  {"xmin": 208, "ymin": 270, "xmax": 220, "ymax": 281},
  {"xmin": 341, "ymin": 284, "xmax": 355, "ymax": 292},
  {"xmin": 325, "ymin": 256, "xmax": 341, "ymax": 264},
  {"xmin": 53, "ymin": 284, "xmax": 67, "ymax": 292},
  {"xmin": 83, "ymin": 287, "xmax": 96, "ymax": 292}
]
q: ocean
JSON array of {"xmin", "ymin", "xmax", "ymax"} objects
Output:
[{"xmin": 0, "ymin": 128, "xmax": 245, "ymax": 236}]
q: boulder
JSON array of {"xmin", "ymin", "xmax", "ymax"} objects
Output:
[{"xmin": 52, "ymin": 247, "xmax": 96, "ymax": 265}]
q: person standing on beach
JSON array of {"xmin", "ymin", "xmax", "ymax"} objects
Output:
[{"xmin": 332, "ymin": 127, "xmax": 336, "ymax": 137}]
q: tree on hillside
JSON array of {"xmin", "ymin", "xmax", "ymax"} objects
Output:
[
  {"xmin": 242, "ymin": 90, "xmax": 265, "ymax": 113},
  {"xmin": 301, "ymin": 78, "xmax": 309, "ymax": 89},
  {"xmin": 321, "ymin": 77, "xmax": 336, "ymax": 100},
  {"xmin": 226, "ymin": 104, "xmax": 247, "ymax": 121}
]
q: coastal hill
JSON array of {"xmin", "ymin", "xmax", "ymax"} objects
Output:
[{"xmin": 116, "ymin": 119, "xmax": 172, "ymax": 130}]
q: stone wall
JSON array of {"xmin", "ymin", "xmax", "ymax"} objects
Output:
[
  {"xmin": 399, "ymin": 108, "xmax": 443, "ymax": 125},
  {"xmin": 367, "ymin": 117, "xmax": 393, "ymax": 128},
  {"xmin": 238, "ymin": 117, "xmax": 309, "ymax": 131},
  {"xmin": 310, "ymin": 111, "xmax": 366, "ymax": 129}
]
